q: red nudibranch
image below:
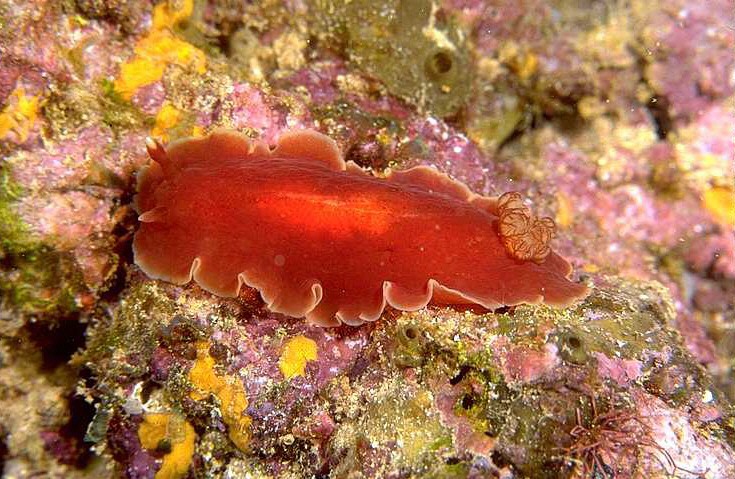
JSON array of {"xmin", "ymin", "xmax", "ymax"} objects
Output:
[{"xmin": 133, "ymin": 129, "xmax": 588, "ymax": 326}]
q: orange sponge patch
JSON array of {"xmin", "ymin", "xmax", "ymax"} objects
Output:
[
  {"xmin": 138, "ymin": 412, "xmax": 195, "ymax": 479},
  {"xmin": 188, "ymin": 341, "xmax": 251, "ymax": 450}
]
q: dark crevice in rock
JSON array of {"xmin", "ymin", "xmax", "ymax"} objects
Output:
[
  {"xmin": 646, "ymin": 94, "xmax": 673, "ymax": 139},
  {"xmin": 25, "ymin": 316, "xmax": 87, "ymax": 372},
  {"xmin": 41, "ymin": 394, "xmax": 96, "ymax": 468},
  {"xmin": 449, "ymin": 364, "xmax": 471, "ymax": 385}
]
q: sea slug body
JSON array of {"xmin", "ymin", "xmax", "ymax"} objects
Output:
[{"xmin": 133, "ymin": 129, "xmax": 588, "ymax": 326}]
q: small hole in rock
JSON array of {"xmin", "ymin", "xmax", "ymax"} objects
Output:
[
  {"xmin": 431, "ymin": 51, "xmax": 453, "ymax": 74},
  {"xmin": 567, "ymin": 336, "xmax": 582, "ymax": 349},
  {"xmin": 460, "ymin": 394, "xmax": 475, "ymax": 409},
  {"xmin": 156, "ymin": 438, "xmax": 172, "ymax": 454},
  {"xmin": 140, "ymin": 381, "xmax": 158, "ymax": 404},
  {"xmin": 493, "ymin": 305, "xmax": 515, "ymax": 315},
  {"xmin": 491, "ymin": 450, "xmax": 512, "ymax": 469},
  {"xmin": 404, "ymin": 327, "xmax": 418, "ymax": 340},
  {"xmin": 425, "ymin": 50, "xmax": 454, "ymax": 79},
  {"xmin": 449, "ymin": 365, "xmax": 470, "ymax": 385}
]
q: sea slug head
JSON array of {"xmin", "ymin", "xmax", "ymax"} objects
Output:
[
  {"xmin": 497, "ymin": 192, "xmax": 556, "ymax": 264},
  {"xmin": 145, "ymin": 136, "xmax": 174, "ymax": 174}
]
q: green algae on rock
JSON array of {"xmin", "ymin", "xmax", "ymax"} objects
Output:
[
  {"xmin": 80, "ymin": 283, "xmax": 180, "ymax": 383},
  {"xmin": 74, "ymin": 261, "xmax": 735, "ymax": 477},
  {"xmin": 359, "ymin": 278, "xmax": 735, "ymax": 477},
  {"xmin": 328, "ymin": 374, "xmax": 453, "ymax": 476},
  {"xmin": 0, "ymin": 164, "xmax": 83, "ymax": 317},
  {"xmin": 311, "ymin": 0, "xmax": 471, "ymax": 117}
]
